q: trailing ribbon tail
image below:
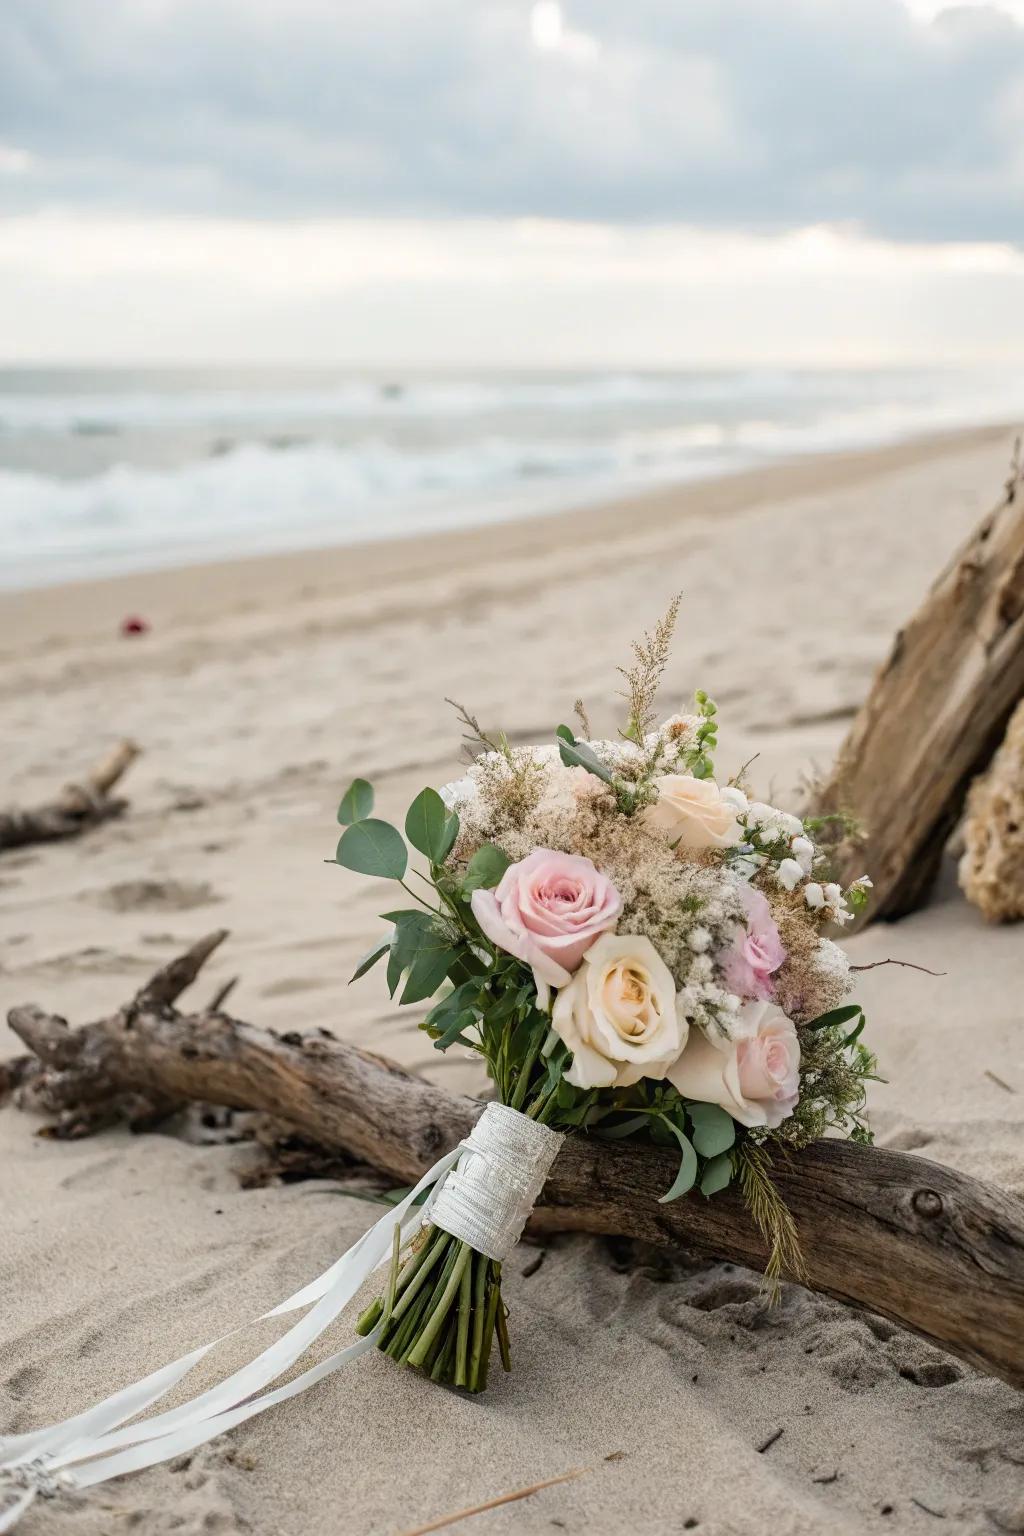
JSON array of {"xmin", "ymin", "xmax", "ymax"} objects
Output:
[{"xmin": 0, "ymin": 1140, "xmax": 466, "ymax": 1532}]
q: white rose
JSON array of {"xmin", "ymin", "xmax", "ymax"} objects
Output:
[
  {"xmin": 552, "ymin": 933, "xmax": 688, "ymax": 1090},
  {"xmin": 644, "ymin": 774, "xmax": 742, "ymax": 851},
  {"xmin": 668, "ymin": 1001, "xmax": 801, "ymax": 1129}
]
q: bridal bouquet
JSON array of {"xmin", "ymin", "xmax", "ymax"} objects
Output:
[{"xmin": 335, "ymin": 601, "xmax": 876, "ymax": 1393}]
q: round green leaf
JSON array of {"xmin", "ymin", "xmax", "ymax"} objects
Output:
[
  {"xmin": 700, "ymin": 1151, "xmax": 734, "ymax": 1198},
  {"xmin": 405, "ymin": 788, "xmax": 449, "ymax": 863},
  {"xmin": 337, "ymin": 778, "xmax": 374, "ymax": 825},
  {"xmin": 463, "ymin": 843, "xmax": 511, "ymax": 892},
  {"xmin": 335, "ymin": 818, "xmax": 407, "ymax": 880},
  {"xmin": 687, "ymin": 1101, "xmax": 736, "ymax": 1159}
]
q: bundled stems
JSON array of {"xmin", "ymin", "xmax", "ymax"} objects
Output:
[
  {"xmin": 356, "ymin": 1226, "xmax": 508, "ymax": 1394},
  {"xmin": 354, "ymin": 1055, "xmax": 554, "ymax": 1390}
]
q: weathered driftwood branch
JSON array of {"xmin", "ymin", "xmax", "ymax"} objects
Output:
[
  {"xmin": 0, "ymin": 740, "xmax": 140, "ymax": 852},
  {"xmin": 6, "ymin": 934, "xmax": 1024, "ymax": 1389},
  {"xmin": 814, "ymin": 456, "xmax": 1024, "ymax": 922}
]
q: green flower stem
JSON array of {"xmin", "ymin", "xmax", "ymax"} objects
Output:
[
  {"xmin": 355, "ymin": 1296, "xmax": 383, "ymax": 1337},
  {"xmin": 387, "ymin": 1227, "xmax": 447, "ymax": 1324},
  {"xmin": 509, "ymin": 1029, "xmax": 545, "ymax": 1112},
  {"xmin": 525, "ymin": 1081, "xmax": 560, "ymax": 1123},
  {"xmin": 392, "ymin": 1239, "xmax": 458, "ymax": 1361},
  {"xmin": 467, "ymin": 1251, "xmax": 489, "ymax": 1391},
  {"xmin": 494, "ymin": 1267, "xmax": 512, "ymax": 1372},
  {"xmin": 385, "ymin": 1277, "xmax": 435, "ymax": 1361},
  {"xmin": 454, "ymin": 1252, "xmax": 473, "ymax": 1387},
  {"xmin": 407, "ymin": 1241, "xmax": 471, "ymax": 1370},
  {"xmin": 478, "ymin": 1272, "xmax": 501, "ymax": 1392},
  {"xmin": 430, "ymin": 1318, "xmax": 457, "ymax": 1382},
  {"xmin": 379, "ymin": 1221, "xmax": 402, "ymax": 1330}
]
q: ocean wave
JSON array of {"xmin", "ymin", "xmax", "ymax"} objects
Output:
[{"xmin": 5, "ymin": 365, "xmax": 1017, "ymax": 435}]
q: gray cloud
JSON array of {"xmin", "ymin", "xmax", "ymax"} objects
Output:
[{"xmin": 1, "ymin": 0, "xmax": 1023, "ymax": 241}]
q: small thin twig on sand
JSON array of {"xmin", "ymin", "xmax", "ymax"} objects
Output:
[
  {"xmin": 396, "ymin": 1466, "xmax": 589, "ymax": 1536},
  {"xmin": 849, "ymin": 958, "xmax": 946, "ymax": 977},
  {"xmin": 984, "ymin": 1069, "xmax": 1016, "ymax": 1094}
]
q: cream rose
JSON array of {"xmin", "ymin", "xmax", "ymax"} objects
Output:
[
  {"xmin": 644, "ymin": 774, "xmax": 742, "ymax": 851},
  {"xmin": 667, "ymin": 1000, "xmax": 800, "ymax": 1129},
  {"xmin": 551, "ymin": 933, "xmax": 688, "ymax": 1090}
]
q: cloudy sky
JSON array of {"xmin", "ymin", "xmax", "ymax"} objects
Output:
[{"xmin": 2, "ymin": 0, "xmax": 1024, "ymax": 365}]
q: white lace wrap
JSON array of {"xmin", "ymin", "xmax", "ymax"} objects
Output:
[{"xmin": 431, "ymin": 1103, "xmax": 564, "ymax": 1262}]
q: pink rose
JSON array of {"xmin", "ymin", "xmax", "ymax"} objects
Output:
[
  {"xmin": 720, "ymin": 884, "xmax": 786, "ymax": 1002},
  {"xmin": 667, "ymin": 1001, "xmax": 801, "ymax": 1129},
  {"xmin": 470, "ymin": 848, "xmax": 622, "ymax": 988}
]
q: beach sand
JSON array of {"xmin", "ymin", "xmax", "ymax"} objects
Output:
[{"xmin": 1, "ymin": 425, "xmax": 1022, "ymax": 1535}]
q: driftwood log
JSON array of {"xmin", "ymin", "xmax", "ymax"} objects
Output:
[
  {"xmin": 6, "ymin": 933, "xmax": 1023, "ymax": 1391},
  {"xmin": 0, "ymin": 740, "xmax": 140, "ymax": 852},
  {"xmin": 814, "ymin": 452, "xmax": 1024, "ymax": 922}
]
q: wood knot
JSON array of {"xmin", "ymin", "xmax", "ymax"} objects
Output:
[{"xmin": 912, "ymin": 1188, "xmax": 943, "ymax": 1219}]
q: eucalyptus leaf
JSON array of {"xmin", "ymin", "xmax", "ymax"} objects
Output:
[
  {"xmin": 657, "ymin": 1117, "xmax": 699, "ymax": 1203},
  {"xmin": 405, "ymin": 788, "xmax": 449, "ymax": 863},
  {"xmin": 349, "ymin": 936, "xmax": 391, "ymax": 984},
  {"xmin": 336, "ymin": 818, "xmax": 407, "ymax": 880},
  {"xmin": 699, "ymin": 1151, "xmax": 734, "ymax": 1198},
  {"xmin": 593, "ymin": 1112, "xmax": 651, "ymax": 1141},
  {"xmin": 437, "ymin": 811, "xmax": 460, "ymax": 863},
  {"xmin": 556, "ymin": 733, "xmax": 614, "ymax": 785},
  {"xmin": 336, "ymin": 778, "xmax": 374, "ymax": 825},
  {"xmin": 686, "ymin": 1101, "xmax": 736, "ymax": 1159},
  {"xmin": 462, "ymin": 842, "xmax": 512, "ymax": 892}
]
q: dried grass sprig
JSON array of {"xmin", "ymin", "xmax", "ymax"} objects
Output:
[
  {"xmin": 617, "ymin": 594, "xmax": 682, "ymax": 745},
  {"xmin": 736, "ymin": 1142, "xmax": 806, "ymax": 1301}
]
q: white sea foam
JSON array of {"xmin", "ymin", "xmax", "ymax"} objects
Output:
[{"xmin": 1, "ymin": 367, "xmax": 1021, "ymax": 587}]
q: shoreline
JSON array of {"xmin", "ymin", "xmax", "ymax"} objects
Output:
[{"xmin": 0, "ymin": 420, "xmax": 1013, "ymax": 647}]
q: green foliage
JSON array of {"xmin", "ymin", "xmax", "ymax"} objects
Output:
[
  {"xmin": 349, "ymin": 936, "xmax": 391, "ymax": 983},
  {"xmin": 686, "ymin": 1101, "xmax": 735, "ymax": 1158},
  {"xmin": 335, "ymin": 818, "xmax": 408, "ymax": 880},
  {"xmin": 337, "ymin": 778, "xmax": 374, "ymax": 825},
  {"xmin": 405, "ymin": 788, "xmax": 450, "ymax": 864},
  {"xmin": 556, "ymin": 726, "xmax": 615, "ymax": 785},
  {"xmin": 805, "ymin": 1004, "xmax": 862, "ymax": 1031},
  {"xmin": 700, "ymin": 1151, "xmax": 734, "ymax": 1197},
  {"xmin": 684, "ymin": 691, "xmax": 719, "ymax": 780},
  {"xmin": 656, "ymin": 1116, "xmax": 699, "ymax": 1202},
  {"xmin": 780, "ymin": 1003, "xmax": 879, "ymax": 1149},
  {"xmin": 462, "ymin": 843, "xmax": 512, "ymax": 892}
]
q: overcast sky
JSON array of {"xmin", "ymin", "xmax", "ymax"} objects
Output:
[{"xmin": 2, "ymin": 0, "xmax": 1024, "ymax": 365}]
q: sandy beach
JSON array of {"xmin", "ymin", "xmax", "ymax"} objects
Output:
[{"xmin": 1, "ymin": 424, "xmax": 1022, "ymax": 1535}]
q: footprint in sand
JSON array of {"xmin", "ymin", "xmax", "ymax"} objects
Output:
[{"xmin": 88, "ymin": 879, "xmax": 223, "ymax": 913}]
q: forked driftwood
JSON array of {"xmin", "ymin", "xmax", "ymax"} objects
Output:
[
  {"xmin": 814, "ymin": 455, "xmax": 1024, "ymax": 922},
  {"xmin": 0, "ymin": 740, "xmax": 140, "ymax": 852},
  {"xmin": 6, "ymin": 934, "xmax": 1024, "ymax": 1390}
]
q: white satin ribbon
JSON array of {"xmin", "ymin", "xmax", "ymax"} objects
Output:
[
  {"xmin": 0, "ymin": 1103, "xmax": 562, "ymax": 1532},
  {"xmin": 0, "ymin": 1138, "xmax": 465, "ymax": 1531}
]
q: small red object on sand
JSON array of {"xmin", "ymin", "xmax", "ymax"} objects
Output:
[{"xmin": 119, "ymin": 614, "xmax": 150, "ymax": 637}]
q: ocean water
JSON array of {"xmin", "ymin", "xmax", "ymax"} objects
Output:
[{"xmin": 1, "ymin": 365, "xmax": 1022, "ymax": 590}]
